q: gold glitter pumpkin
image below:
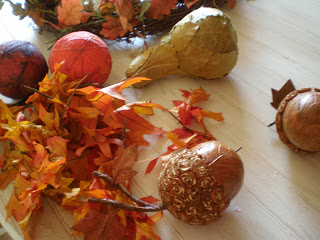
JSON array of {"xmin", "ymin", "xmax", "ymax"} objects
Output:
[{"xmin": 158, "ymin": 141, "xmax": 244, "ymax": 225}]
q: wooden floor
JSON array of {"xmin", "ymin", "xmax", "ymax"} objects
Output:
[{"xmin": 0, "ymin": 0, "xmax": 320, "ymax": 240}]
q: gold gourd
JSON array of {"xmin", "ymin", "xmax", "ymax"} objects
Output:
[{"xmin": 126, "ymin": 7, "xmax": 238, "ymax": 87}]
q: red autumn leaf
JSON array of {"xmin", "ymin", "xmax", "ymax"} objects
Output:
[
  {"xmin": 113, "ymin": 144, "xmax": 137, "ymax": 183},
  {"xmin": 146, "ymin": 0, "xmax": 177, "ymax": 19},
  {"xmin": 115, "ymin": 108, "xmax": 164, "ymax": 135},
  {"xmin": 140, "ymin": 195, "xmax": 161, "ymax": 204},
  {"xmin": 227, "ymin": 0, "xmax": 237, "ymax": 8},
  {"xmin": 57, "ymin": 0, "xmax": 83, "ymax": 27},
  {"xmin": 171, "ymin": 128, "xmax": 194, "ymax": 139},
  {"xmin": 174, "ymin": 102, "xmax": 193, "ymax": 126},
  {"xmin": 144, "ymin": 157, "xmax": 159, "ymax": 175},
  {"xmin": 72, "ymin": 210, "xmax": 132, "ymax": 240}
]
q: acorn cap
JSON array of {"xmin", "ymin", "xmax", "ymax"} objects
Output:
[{"xmin": 275, "ymin": 88, "xmax": 320, "ymax": 153}]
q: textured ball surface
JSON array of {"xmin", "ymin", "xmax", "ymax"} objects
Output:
[
  {"xmin": 158, "ymin": 141, "xmax": 244, "ymax": 225},
  {"xmin": 276, "ymin": 88, "xmax": 320, "ymax": 152},
  {"xmin": 49, "ymin": 31, "xmax": 112, "ymax": 86},
  {"xmin": 0, "ymin": 40, "xmax": 48, "ymax": 99}
]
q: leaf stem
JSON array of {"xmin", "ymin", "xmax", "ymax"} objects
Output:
[
  {"xmin": 88, "ymin": 197, "xmax": 167, "ymax": 212},
  {"xmin": 61, "ymin": 74, "xmax": 89, "ymax": 118},
  {"xmin": 92, "ymin": 171, "xmax": 154, "ymax": 207},
  {"xmin": 23, "ymin": 85, "xmax": 54, "ymax": 99}
]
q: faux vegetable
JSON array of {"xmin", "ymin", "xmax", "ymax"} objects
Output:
[
  {"xmin": 126, "ymin": 7, "xmax": 238, "ymax": 87},
  {"xmin": 49, "ymin": 31, "xmax": 112, "ymax": 86},
  {"xmin": 0, "ymin": 40, "xmax": 48, "ymax": 99}
]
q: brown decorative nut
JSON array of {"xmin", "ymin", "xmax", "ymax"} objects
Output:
[
  {"xmin": 275, "ymin": 88, "xmax": 320, "ymax": 153},
  {"xmin": 158, "ymin": 141, "xmax": 244, "ymax": 225}
]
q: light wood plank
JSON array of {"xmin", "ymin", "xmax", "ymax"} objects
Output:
[{"xmin": 0, "ymin": 0, "xmax": 320, "ymax": 240}]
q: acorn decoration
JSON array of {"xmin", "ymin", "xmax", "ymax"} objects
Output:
[
  {"xmin": 89, "ymin": 140, "xmax": 244, "ymax": 225},
  {"xmin": 271, "ymin": 80, "xmax": 320, "ymax": 153}
]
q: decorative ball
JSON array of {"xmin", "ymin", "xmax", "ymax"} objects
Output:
[
  {"xmin": 158, "ymin": 141, "xmax": 244, "ymax": 225},
  {"xmin": 276, "ymin": 88, "xmax": 320, "ymax": 153},
  {"xmin": 48, "ymin": 31, "xmax": 112, "ymax": 86},
  {"xmin": 0, "ymin": 40, "xmax": 48, "ymax": 99}
]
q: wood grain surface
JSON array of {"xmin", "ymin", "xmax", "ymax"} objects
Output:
[{"xmin": 0, "ymin": 0, "xmax": 320, "ymax": 240}]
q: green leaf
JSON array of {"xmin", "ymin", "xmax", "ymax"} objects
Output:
[
  {"xmin": 138, "ymin": 1, "xmax": 150, "ymax": 21},
  {"xmin": 9, "ymin": 2, "xmax": 27, "ymax": 19},
  {"xmin": 0, "ymin": 0, "xmax": 5, "ymax": 10}
]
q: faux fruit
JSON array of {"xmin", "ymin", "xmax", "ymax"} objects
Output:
[
  {"xmin": 49, "ymin": 31, "xmax": 112, "ymax": 86},
  {"xmin": 0, "ymin": 40, "xmax": 48, "ymax": 99},
  {"xmin": 89, "ymin": 140, "xmax": 244, "ymax": 225},
  {"xmin": 274, "ymin": 86, "xmax": 320, "ymax": 153},
  {"xmin": 126, "ymin": 7, "xmax": 238, "ymax": 88},
  {"xmin": 159, "ymin": 141, "xmax": 244, "ymax": 224}
]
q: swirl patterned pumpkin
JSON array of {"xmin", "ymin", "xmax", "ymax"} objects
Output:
[{"xmin": 158, "ymin": 141, "xmax": 244, "ymax": 225}]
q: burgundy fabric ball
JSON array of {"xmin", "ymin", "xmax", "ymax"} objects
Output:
[{"xmin": 0, "ymin": 40, "xmax": 48, "ymax": 99}]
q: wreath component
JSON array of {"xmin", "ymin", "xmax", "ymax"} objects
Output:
[{"xmin": 1, "ymin": 0, "xmax": 236, "ymax": 39}]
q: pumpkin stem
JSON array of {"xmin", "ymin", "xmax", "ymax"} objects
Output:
[{"xmin": 91, "ymin": 171, "xmax": 166, "ymax": 211}]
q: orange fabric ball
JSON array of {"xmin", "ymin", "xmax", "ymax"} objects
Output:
[{"xmin": 49, "ymin": 31, "xmax": 112, "ymax": 86}]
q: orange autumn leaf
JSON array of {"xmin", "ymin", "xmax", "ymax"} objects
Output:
[
  {"xmin": 100, "ymin": 16, "xmax": 128, "ymax": 40},
  {"xmin": 132, "ymin": 102, "xmax": 169, "ymax": 115},
  {"xmin": 113, "ymin": 144, "xmax": 137, "ymax": 183},
  {"xmin": 125, "ymin": 131, "xmax": 149, "ymax": 147},
  {"xmin": 114, "ymin": 0, "xmax": 135, "ymax": 31},
  {"xmin": 165, "ymin": 131, "xmax": 187, "ymax": 149},
  {"xmin": 115, "ymin": 108, "xmax": 164, "ymax": 135},
  {"xmin": 146, "ymin": 0, "xmax": 177, "ymax": 19},
  {"xmin": 99, "ymin": 77, "xmax": 151, "ymax": 100},
  {"xmin": 57, "ymin": 0, "xmax": 83, "ymax": 27},
  {"xmin": 38, "ymin": 156, "xmax": 66, "ymax": 174},
  {"xmin": 200, "ymin": 109, "xmax": 224, "ymax": 122},
  {"xmin": 150, "ymin": 210, "xmax": 163, "ymax": 222},
  {"xmin": 72, "ymin": 210, "xmax": 132, "ymax": 240},
  {"xmin": 33, "ymin": 142, "xmax": 47, "ymax": 168},
  {"xmin": 0, "ymin": 167, "xmax": 18, "ymax": 189},
  {"xmin": 181, "ymin": 87, "xmax": 211, "ymax": 105},
  {"xmin": 38, "ymin": 103, "xmax": 55, "ymax": 130},
  {"xmin": 26, "ymin": 5, "xmax": 45, "ymax": 27},
  {"xmin": 47, "ymin": 136, "xmax": 69, "ymax": 157}
]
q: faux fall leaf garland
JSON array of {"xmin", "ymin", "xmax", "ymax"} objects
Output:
[
  {"xmin": 0, "ymin": 66, "xmax": 223, "ymax": 240},
  {"xmin": 0, "ymin": 0, "xmax": 237, "ymax": 40}
]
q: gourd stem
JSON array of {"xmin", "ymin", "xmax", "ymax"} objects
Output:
[
  {"xmin": 88, "ymin": 197, "xmax": 167, "ymax": 212},
  {"xmin": 92, "ymin": 171, "xmax": 154, "ymax": 207}
]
